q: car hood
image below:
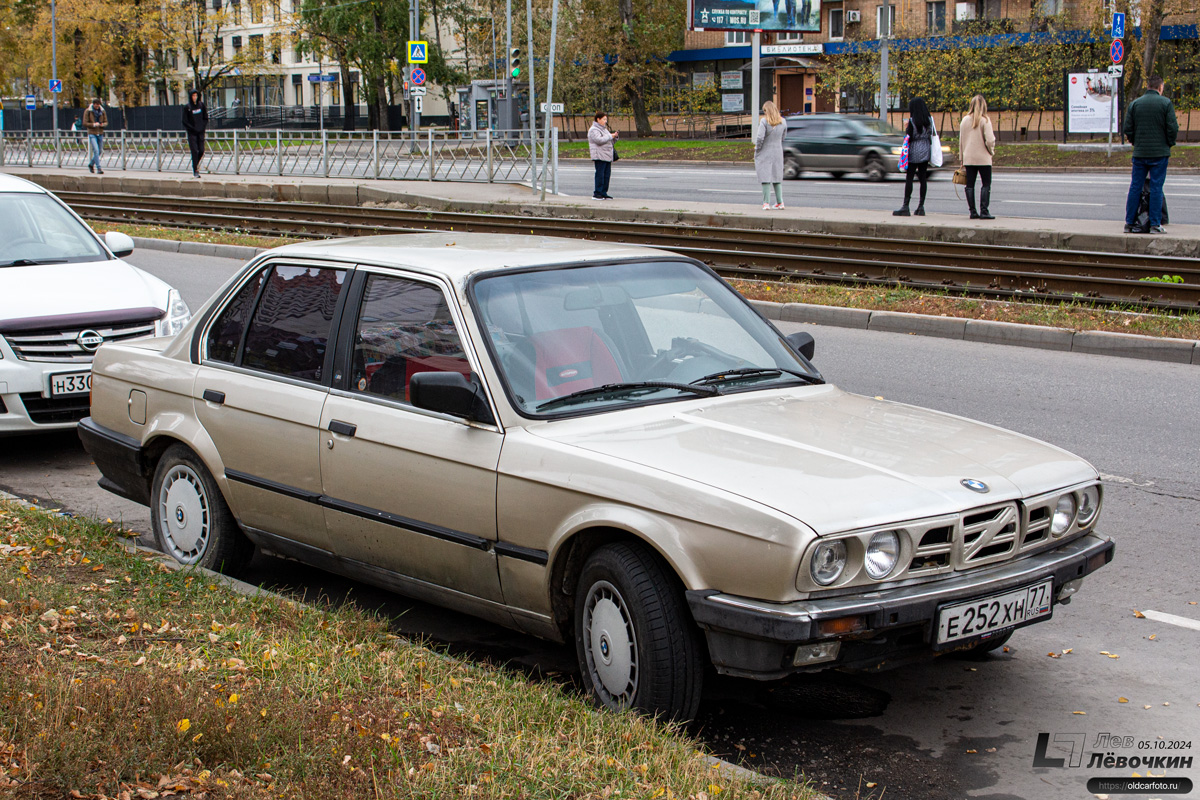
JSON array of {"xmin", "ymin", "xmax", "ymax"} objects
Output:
[
  {"xmin": 0, "ymin": 259, "xmax": 168, "ymax": 328},
  {"xmin": 525, "ymin": 385, "xmax": 1098, "ymax": 536}
]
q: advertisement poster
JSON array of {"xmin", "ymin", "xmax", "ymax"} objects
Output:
[
  {"xmin": 693, "ymin": 72, "xmax": 715, "ymax": 89},
  {"xmin": 1066, "ymin": 71, "xmax": 1120, "ymax": 134},
  {"xmin": 721, "ymin": 93, "xmax": 745, "ymax": 112},
  {"xmin": 691, "ymin": 0, "xmax": 821, "ymax": 32},
  {"xmin": 720, "ymin": 70, "xmax": 744, "ymax": 90}
]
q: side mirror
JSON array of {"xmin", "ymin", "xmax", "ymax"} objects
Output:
[
  {"xmin": 409, "ymin": 371, "xmax": 495, "ymax": 425},
  {"xmin": 105, "ymin": 230, "xmax": 135, "ymax": 258},
  {"xmin": 785, "ymin": 331, "xmax": 815, "ymax": 360}
]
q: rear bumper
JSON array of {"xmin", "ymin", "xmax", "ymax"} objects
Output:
[
  {"xmin": 77, "ymin": 416, "xmax": 151, "ymax": 505},
  {"xmin": 687, "ymin": 533, "xmax": 1114, "ymax": 679}
]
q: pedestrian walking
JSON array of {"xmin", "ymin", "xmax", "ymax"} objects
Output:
[
  {"xmin": 84, "ymin": 98, "xmax": 107, "ymax": 175},
  {"xmin": 754, "ymin": 100, "xmax": 786, "ymax": 210},
  {"xmin": 588, "ymin": 111, "xmax": 618, "ymax": 200},
  {"xmin": 893, "ymin": 97, "xmax": 934, "ymax": 216},
  {"xmin": 182, "ymin": 90, "xmax": 209, "ymax": 178},
  {"xmin": 959, "ymin": 94, "xmax": 996, "ymax": 220},
  {"xmin": 1123, "ymin": 75, "xmax": 1178, "ymax": 234}
]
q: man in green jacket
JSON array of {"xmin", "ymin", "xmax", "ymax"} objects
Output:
[{"xmin": 1123, "ymin": 75, "xmax": 1178, "ymax": 233}]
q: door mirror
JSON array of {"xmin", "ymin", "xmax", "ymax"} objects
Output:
[
  {"xmin": 105, "ymin": 230, "xmax": 135, "ymax": 258},
  {"xmin": 409, "ymin": 371, "xmax": 495, "ymax": 425},
  {"xmin": 785, "ymin": 331, "xmax": 815, "ymax": 360}
]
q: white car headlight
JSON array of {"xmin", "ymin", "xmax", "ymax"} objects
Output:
[
  {"xmin": 156, "ymin": 289, "xmax": 191, "ymax": 337},
  {"xmin": 864, "ymin": 530, "xmax": 900, "ymax": 579},
  {"xmin": 1051, "ymin": 494, "xmax": 1077, "ymax": 535},
  {"xmin": 1076, "ymin": 486, "xmax": 1101, "ymax": 527},
  {"xmin": 810, "ymin": 540, "xmax": 848, "ymax": 586}
]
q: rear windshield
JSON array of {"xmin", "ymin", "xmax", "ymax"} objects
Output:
[{"xmin": 0, "ymin": 192, "xmax": 108, "ymax": 266}]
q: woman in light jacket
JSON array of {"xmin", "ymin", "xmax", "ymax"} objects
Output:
[
  {"xmin": 754, "ymin": 101, "xmax": 786, "ymax": 209},
  {"xmin": 959, "ymin": 94, "xmax": 997, "ymax": 219},
  {"xmin": 588, "ymin": 111, "xmax": 618, "ymax": 200}
]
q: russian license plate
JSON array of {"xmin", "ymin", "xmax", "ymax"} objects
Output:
[
  {"xmin": 48, "ymin": 371, "xmax": 92, "ymax": 398},
  {"xmin": 936, "ymin": 578, "xmax": 1053, "ymax": 646}
]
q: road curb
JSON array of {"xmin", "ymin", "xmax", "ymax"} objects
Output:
[
  {"xmin": 132, "ymin": 235, "xmax": 269, "ymax": 261},
  {"xmin": 752, "ymin": 300, "xmax": 1200, "ymax": 366}
]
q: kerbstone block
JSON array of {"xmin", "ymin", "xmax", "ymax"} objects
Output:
[
  {"xmin": 328, "ymin": 184, "xmax": 359, "ymax": 206},
  {"xmin": 781, "ymin": 303, "xmax": 871, "ymax": 329},
  {"xmin": 867, "ymin": 310, "xmax": 967, "ymax": 339},
  {"xmin": 964, "ymin": 319, "xmax": 1074, "ymax": 351},
  {"xmin": 298, "ymin": 184, "xmax": 329, "ymax": 205},
  {"xmin": 748, "ymin": 300, "xmax": 783, "ymax": 320},
  {"xmin": 1072, "ymin": 331, "xmax": 1197, "ymax": 364}
]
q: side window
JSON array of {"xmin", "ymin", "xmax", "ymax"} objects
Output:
[
  {"xmin": 350, "ymin": 274, "xmax": 469, "ymax": 404},
  {"xmin": 241, "ymin": 265, "xmax": 347, "ymax": 382},
  {"xmin": 205, "ymin": 267, "xmax": 268, "ymax": 364}
]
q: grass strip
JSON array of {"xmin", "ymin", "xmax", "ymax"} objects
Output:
[
  {"xmin": 0, "ymin": 501, "xmax": 816, "ymax": 800},
  {"xmin": 732, "ymin": 280, "xmax": 1200, "ymax": 340},
  {"xmin": 96, "ymin": 222, "xmax": 302, "ymax": 250}
]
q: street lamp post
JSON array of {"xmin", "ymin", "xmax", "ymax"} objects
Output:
[
  {"xmin": 51, "ymin": 0, "xmax": 58, "ymax": 137},
  {"xmin": 879, "ymin": 0, "xmax": 890, "ymax": 123}
]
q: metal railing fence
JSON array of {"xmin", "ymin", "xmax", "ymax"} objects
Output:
[{"xmin": 0, "ymin": 128, "xmax": 558, "ymax": 193}]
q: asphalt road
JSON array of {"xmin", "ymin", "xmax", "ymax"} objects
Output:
[
  {"xmin": 553, "ymin": 161, "xmax": 1200, "ymax": 225},
  {"xmin": 2, "ymin": 249, "xmax": 1197, "ymax": 800}
]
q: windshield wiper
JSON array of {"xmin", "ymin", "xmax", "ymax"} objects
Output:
[
  {"xmin": 1, "ymin": 258, "xmax": 69, "ymax": 267},
  {"xmin": 536, "ymin": 381, "xmax": 719, "ymax": 412},
  {"xmin": 690, "ymin": 367, "xmax": 824, "ymax": 387}
]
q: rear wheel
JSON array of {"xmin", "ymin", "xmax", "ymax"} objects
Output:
[
  {"xmin": 151, "ymin": 443, "xmax": 254, "ymax": 575},
  {"xmin": 865, "ymin": 155, "xmax": 888, "ymax": 182},
  {"xmin": 574, "ymin": 542, "xmax": 704, "ymax": 721}
]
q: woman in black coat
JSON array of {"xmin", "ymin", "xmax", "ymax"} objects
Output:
[
  {"xmin": 182, "ymin": 90, "xmax": 209, "ymax": 178},
  {"xmin": 894, "ymin": 97, "xmax": 934, "ymax": 216}
]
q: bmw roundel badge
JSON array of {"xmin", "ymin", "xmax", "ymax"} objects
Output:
[{"xmin": 961, "ymin": 478, "xmax": 990, "ymax": 493}]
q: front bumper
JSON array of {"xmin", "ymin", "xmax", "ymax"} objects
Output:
[
  {"xmin": 687, "ymin": 533, "xmax": 1114, "ymax": 679},
  {"xmin": 0, "ymin": 357, "xmax": 92, "ymax": 434}
]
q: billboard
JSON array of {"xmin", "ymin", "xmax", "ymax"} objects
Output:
[
  {"xmin": 690, "ymin": 0, "xmax": 821, "ymax": 33},
  {"xmin": 1064, "ymin": 71, "xmax": 1121, "ymax": 135}
]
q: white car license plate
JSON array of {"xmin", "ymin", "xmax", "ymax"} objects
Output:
[
  {"xmin": 936, "ymin": 578, "xmax": 1053, "ymax": 645},
  {"xmin": 48, "ymin": 371, "xmax": 92, "ymax": 398}
]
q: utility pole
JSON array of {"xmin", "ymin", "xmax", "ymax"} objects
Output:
[
  {"xmin": 505, "ymin": 0, "xmax": 513, "ymax": 129},
  {"xmin": 539, "ymin": 0, "xmax": 558, "ymax": 200},
  {"xmin": 879, "ymin": 0, "xmax": 890, "ymax": 123},
  {"xmin": 51, "ymin": 0, "xmax": 58, "ymax": 137},
  {"xmin": 751, "ymin": 31, "xmax": 760, "ymax": 133},
  {"xmin": 410, "ymin": 0, "xmax": 421, "ymax": 131},
  {"xmin": 526, "ymin": 0, "xmax": 535, "ymax": 186}
]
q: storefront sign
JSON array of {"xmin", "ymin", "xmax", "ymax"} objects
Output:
[
  {"xmin": 720, "ymin": 71, "xmax": 743, "ymax": 90},
  {"xmin": 761, "ymin": 43, "xmax": 824, "ymax": 55},
  {"xmin": 722, "ymin": 93, "xmax": 745, "ymax": 113},
  {"xmin": 690, "ymin": 0, "xmax": 821, "ymax": 33},
  {"xmin": 693, "ymin": 72, "xmax": 715, "ymax": 89}
]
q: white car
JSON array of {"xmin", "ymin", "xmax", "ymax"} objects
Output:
[{"xmin": 0, "ymin": 174, "xmax": 191, "ymax": 434}]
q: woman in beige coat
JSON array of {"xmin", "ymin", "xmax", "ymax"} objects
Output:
[{"xmin": 959, "ymin": 94, "xmax": 997, "ymax": 219}]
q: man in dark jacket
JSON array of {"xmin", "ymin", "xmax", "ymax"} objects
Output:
[
  {"xmin": 182, "ymin": 90, "xmax": 209, "ymax": 178},
  {"xmin": 1123, "ymin": 76, "xmax": 1178, "ymax": 233},
  {"xmin": 83, "ymin": 98, "xmax": 107, "ymax": 174}
]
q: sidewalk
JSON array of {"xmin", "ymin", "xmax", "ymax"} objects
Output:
[{"xmin": 9, "ymin": 165, "xmax": 1200, "ymax": 258}]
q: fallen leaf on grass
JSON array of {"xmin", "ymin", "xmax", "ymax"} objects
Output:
[{"xmin": 175, "ymin": 719, "xmax": 190, "ymax": 734}]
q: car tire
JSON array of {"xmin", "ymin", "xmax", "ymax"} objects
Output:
[
  {"xmin": 784, "ymin": 157, "xmax": 802, "ymax": 180},
  {"xmin": 865, "ymin": 156, "xmax": 888, "ymax": 182},
  {"xmin": 151, "ymin": 443, "xmax": 254, "ymax": 576},
  {"xmin": 574, "ymin": 542, "xmax": 704, "ymax": 722}
]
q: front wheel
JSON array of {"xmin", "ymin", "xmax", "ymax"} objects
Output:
[
  {"xmin": 574, "ymin": 542, "xmax": 704, "ymax": 721},
  {"xmin": 865, "ymin": 156, "xmax": 888, "ymax": 182},
  {"xmin": 151, "ymin": 443, "xmax": 254, "ymax": 575},
  {"xmin": 783, "ymin": 156, "xmax": 802, "ymax": 180}
]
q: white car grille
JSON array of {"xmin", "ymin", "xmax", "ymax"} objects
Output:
[{"xmin": 3, "ymin": 320, "xmax": 157, "ymax": 363}]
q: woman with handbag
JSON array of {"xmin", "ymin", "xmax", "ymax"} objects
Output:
[
  {"xmin": 893, "ymin": 97, "xmax": 934, "ymax": 216},
  {"xmin": 588, "ymin": 111, "xmax": 618, "ymax": 200},
  {"xmin": 958, "ymin": 94, "xmax": 997, "ymax": 219}
]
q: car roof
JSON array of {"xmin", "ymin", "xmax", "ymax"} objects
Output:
[
  {"xmin": 264, "ymin": 233, "xmax": 672, "ymax": 282},
  {"xmin": 0, "ymin": 174, "xmax": 49, "ymax": 193}
]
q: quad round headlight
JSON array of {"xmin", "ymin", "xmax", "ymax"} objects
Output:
[
  {"xmin": 1051, "ymin": 494, "xmax": 1077, "ymax": 535},
  {"xmin": 1076, "ymin": 486, "xmax": 1101, "ymax": 527},
  {"xmin": 864, "ymin": 530, "xmax": 901, "ymax": 579},
  {"xmin": 810, "ymin": 540, "xmax": 848, "ymax": 586}
]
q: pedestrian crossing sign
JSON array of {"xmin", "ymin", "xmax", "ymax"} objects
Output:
[{"xmin": 408, "ymin": 41, "xmax": 428, "ymax": 64}]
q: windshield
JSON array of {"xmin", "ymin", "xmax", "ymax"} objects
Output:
[
  {"xmin": 472, "ymin": 260, "xmax": 819, "ymax": 416},
  {"xmin": 0, "ymin": 192, "xmax": 108, "ymax": 266},
  {"xmin": 853, "ymin": 118, "xmax": 902, "ymax": 136}
]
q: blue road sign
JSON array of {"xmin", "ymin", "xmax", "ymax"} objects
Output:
[
  {"xmin": 1112, "ymin": 12, "xmax": 1125, "ymax": 38},
  {"xmin": 307, "ymin": 73, "xmax": 321, "ymax": 82},
  {"xmin": 25, "ymin": 95, "xmax": 36, "ymax": 111},
  {"xmin": 1111, "ymin": 38, "xmax": 1124, "ymax": 64},
  {"xmin": 321, "ymin": 74, "xmax": 338, "ymax": 82},
  {"xmin": 49, "ymin": 79, "xmax": 62, "ymax": 93},
  {"xmin": 407, "ymin": 41, "xmax": 428, "ymax": 64},
  {"xmin": 410, "ymin": 67, "xmax": 427, "ymax": 86}
]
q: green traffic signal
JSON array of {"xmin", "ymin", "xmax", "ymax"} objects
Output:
[
  {"xmin": 510, "ymin": 47, "xmax": 521, "ymax": 79},
  {"xmin": 511, "ymin": 66, "xmax": 520, "ymax": 78}
]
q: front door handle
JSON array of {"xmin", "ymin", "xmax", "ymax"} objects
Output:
[
  {"xmin": 202, "ymin": 389, "xmax": 225, "ymax": 405},
  {"xmin": 328, "ymin": 420, "xmax": 357, "ymax": 437}
]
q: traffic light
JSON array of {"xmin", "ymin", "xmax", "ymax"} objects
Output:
[{"xmin": 510, "ymin": 47, "xmax": 521, "ymax": 79}]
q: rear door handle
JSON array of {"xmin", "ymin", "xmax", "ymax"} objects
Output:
[
  {"xmin": 202, "ymin": 389, "xmax": 225, "ymax": 405},
  {"xmin": 328, "ymin": 420, "xmax": 357, "ymax": 437}
]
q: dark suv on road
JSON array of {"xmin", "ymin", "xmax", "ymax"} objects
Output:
[{"xmin": 783, "ymin": 113, "xmax": 907, "ymax": 181}]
